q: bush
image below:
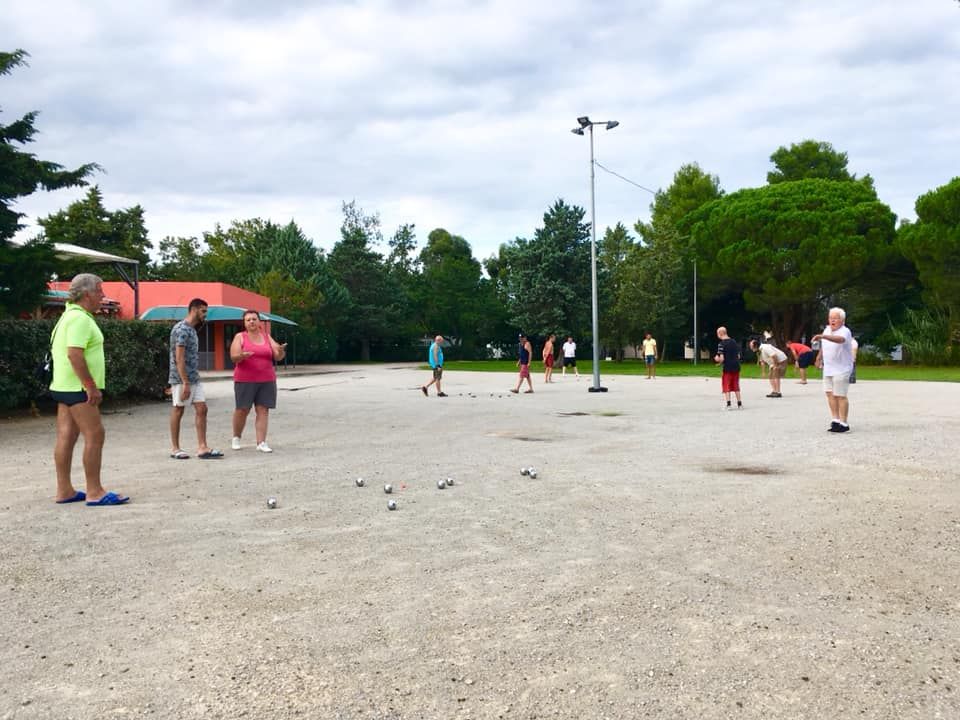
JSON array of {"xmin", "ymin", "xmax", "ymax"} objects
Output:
[
  {"xmin": 0, "ymin": 318, "xmax": 171, "ymax": 410},
  {"xmin": 889, "ymin": 307, "xmax": 959, "ymax": 366}
]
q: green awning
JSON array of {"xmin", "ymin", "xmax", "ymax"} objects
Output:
[{"xmin": 139, "ymin": 305, "xmax": 298, "ymax": 326}]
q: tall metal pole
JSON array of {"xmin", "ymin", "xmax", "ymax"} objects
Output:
[
  {"xmin": 588, "ymin": 124, "xmax": 604, "ymax": 391},
  {"xmin": 693, "ymin": 258, "xmax": 698, "ymax": 365}
]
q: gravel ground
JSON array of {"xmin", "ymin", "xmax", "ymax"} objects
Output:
[{"xmin": 1, "ymin": 366, "xmax": 958, "ymax": 720}]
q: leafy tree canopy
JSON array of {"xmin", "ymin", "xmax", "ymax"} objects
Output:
[
  {"xmin": 767, "ymin": 139, "xmax": 872, "ymax": 189},
  {"xmin": 1, "ymin": 49, "xmax": 99, "ymax": 316},
  {"xmin": 490, "ymin": 199, "xmax": 592, "ymax": 340},
  {"xmin": 897, "ymin": 176, "xmax": 960, "ymax": 342},
  {"xmin": 684, "ymin": 178, "xmax": 897, "ymax": 342}
]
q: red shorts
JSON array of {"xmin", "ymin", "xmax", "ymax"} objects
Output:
[
  {"xmin": 722, "ymin": 370, "xmax": 740, "ymax": 393},
  {"xmin": 545, "ymin": 355, "xmax": 554, "ymax": 368},
  {"xmin": 519, "ymin": 363, "xmax": 530, "ymax": 378}
]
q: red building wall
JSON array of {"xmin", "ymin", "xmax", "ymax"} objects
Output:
[{"xmin": 49, "ymin": 281, "xmax": 273, "ymax": 371}]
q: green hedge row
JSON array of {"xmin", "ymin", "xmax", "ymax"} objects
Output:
[{"xmin": 0, "ymin": 319, "xmax": 171, "ymax": 410}]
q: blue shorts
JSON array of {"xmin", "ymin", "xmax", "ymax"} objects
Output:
[
  {"xmin": 645, "ymin": 355, "xmax": 655, "ymax": 365},
  {"xmin": 50, "ymin": 390, "xmax": 91, "ymax": 406}
]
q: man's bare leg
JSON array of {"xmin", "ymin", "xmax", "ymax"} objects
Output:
[
  {"xmin": 54, "ymin": 403, "xmax": 81, "ymax": 501},
  {"xmin": 68, "ymin": 401, "xmax": 107, "ymax": 501}
]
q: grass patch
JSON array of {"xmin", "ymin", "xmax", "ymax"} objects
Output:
[{"xmin": 432, "ymin": 359, "xmax": 960, "ymax": 382}]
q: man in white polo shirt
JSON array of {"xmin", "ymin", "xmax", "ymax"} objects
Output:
[{"xmin": 813, "ymin": 307, "xmax": 855, "ymax": 433}]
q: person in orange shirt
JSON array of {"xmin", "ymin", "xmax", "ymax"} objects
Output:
[{"xmin": 786, "ymin": 341, "xmax": 816, "ymax": 384}]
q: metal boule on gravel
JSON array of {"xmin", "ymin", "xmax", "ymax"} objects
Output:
[
  {"xmin": 384, "ymin": 484, "xmax": 393, "ymax": 494},
  {"xmin": 355, "ymin": 477, "xmax": 365, "ymax": 487},
  {"xmin": 528, "ymin": 469, "xmax": 537, "ymax": 479},
  {"xmin": 437, "ymin": 479, "xmax": 447, "ymax": 490},
  {"xmin": 520, "ymin": 467, "xmax": 529, "ymax": 476},
  {"xmin": 445, "ymin": 477, "xmax": 454, "ymax": 486},
  {"xmin": 267, "ymin": 497, "xmax": 277, "ymax": 509},
  {"xmin": 387, "ymin": 499, "xmax": 398, "ymax": 510}
]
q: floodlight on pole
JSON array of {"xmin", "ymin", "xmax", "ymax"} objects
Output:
[{"xmin": 571, "ymin": 116, "xmax": 619, "ymax": 393}]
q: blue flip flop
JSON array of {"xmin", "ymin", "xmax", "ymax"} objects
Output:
[
  {"xmin": 55, "ymin": 491, "xmax": 86, "ymax": 504},
  {"xmin": 198, "ymin": 449, "xmax": 224, "ymax": 459},
  {"xmin": 85, "ymin": 492, "xmax": 130, "ymax": 507}
]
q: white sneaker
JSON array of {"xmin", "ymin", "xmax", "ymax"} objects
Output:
[
  {"xmin": 231, "ymin": 436, "xmax": 242, "ymax": 451},
  {"xmin": 256, "ymin": 442, "xmax": 273, "ymax": 453}
]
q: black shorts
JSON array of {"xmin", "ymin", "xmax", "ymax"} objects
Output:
[
  {"xmin": 563, "ymin": 357, "xmax": 576, "ymax": 367},
  {"xmin": 50, "ymin": 390, "xmax": 92, "ymax": 406},
  {"xmin": 797, "ymin": 350, "xmax": 817, "ymax": 369},
  {"xmin": 234, "ymin": 381, "xmax": 277, "ymax": 410}
]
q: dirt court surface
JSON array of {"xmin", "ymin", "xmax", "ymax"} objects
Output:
[{"xmin": 1, "ymin": 366, "xmax": 958, "ymax": 720}]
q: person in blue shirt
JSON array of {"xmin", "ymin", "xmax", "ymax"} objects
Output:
[{"xmin": 420, "ymin": 335, "xmax": 447, "ymax": 397}]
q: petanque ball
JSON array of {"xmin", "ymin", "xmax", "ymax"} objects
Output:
[
  {"xmin": 520, "ymin": 467, "xmax": 529, "ymax": 476},
  {"xmin": 387, "ymin": 499, "xmax": 398, "ymax": 511},
  {"xmin": 384, "ymin": 484, "xmax": 393, "ymax": 494},
  {"xmin": 529, "ymin": 469, "xmax": 537, "ymax": 479},
  {"xmin": 437, "ymin": 479, "xmax": 447, "ymax": 490},
  {"xmin": 267, "ymin": 497, "xmax": 278, "ymax": 509},
  {"xmin": 355, "ymin": 477, "xmax": 365, "ymax": 487},
  {"xmin": 445, "ymin": 477, "xmax": 454, "ymax": 486}
]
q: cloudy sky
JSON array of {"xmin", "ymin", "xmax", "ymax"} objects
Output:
[{"xmin": 6, "ymin": 0, "xmax": 959, "ymax": 260}]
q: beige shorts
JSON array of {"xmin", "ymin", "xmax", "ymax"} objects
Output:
[
  {"xmin": 823, "ymin": 373, "xmax": 851, "ymax": 397},
  {"xmin": 171, "ymin": 381, "xmax": 207, "ymax": 406}
]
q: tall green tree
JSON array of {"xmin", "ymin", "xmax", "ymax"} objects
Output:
[
  {"xmin": 418, "ymin": 228, "xmax": 499, "ymax": 357},
  {"xmin": 488, "ymin": 199, "xmax": 592, "ymax": 342},
  {"xmin": 683, "ymin": 178, "xmax": 897, "ymax": 343},
  {"xmin": 327, "ymin": 201, "xmax": 403, "ymax": 360},
  {"xmin": 598, "ymin": 222, "xmax": 635, "ymax": 360},
  {"xmin": 632, "ymin": 163, "xmax": 724, "ymax": 356},
  {"xmin": 39, "ymin": 186, "xmax": 152, "ymax": 276},
  {"xmin": 0, "ymin": 49, "xmax": 99, "ymax": 316},
  {"xmin": 767, "ymin": 139, "xmax": 871, "ymax": 187},
  {"xmin": 897, "ymin": 177, "xmax": 960, "ymax": 351}
]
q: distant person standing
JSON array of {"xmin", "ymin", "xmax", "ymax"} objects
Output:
[
  {"xmin": 49, "ymin": 273, "xmax": 129, "ymax": 506},
  {"xmin": 561, "ymin": 336, "xmax": 579, "ymax": 378},
  {"xmin": 642, "ymin": 333, "xmax": 658, "ymax": 379},
  {"xmin": 169, "ymin": 298, "xmax": 223, "ymax": 459},
  {"xmin": 714, "ymin": 326, "xmax": 742, "ymax": 410},
  {"xmin": 786, "ymin": 341, "xmax": 816, "ymax": 384},
  {"xmin": 230, "ymin": 310, "xmax": 287, "ymax": 453},
  {"xmin": 420, "ymin": 335, "xmax": 447, "ymax": 397},
  {"xmin": 511, "ymin": 333, "xmax": 534, "ymax": 393},
  {"xmin": 813, "ymin": 307, "xmax": 855, "ymax": 433},
  {"xmin": 750, "ymin": 337, "xmax": 787, "ymax": 398},
  {"xmin": 542, "ymin": 334, "xmax": 556, "ymax": 383}
]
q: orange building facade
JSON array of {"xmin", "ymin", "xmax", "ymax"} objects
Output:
[{"xmin": 49, "ymin": 281, "xmax": 273, "ymax": 371}]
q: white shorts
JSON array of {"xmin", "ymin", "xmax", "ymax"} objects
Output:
[
  {"xmin": 823, "ymin": 373, "xmax": 851, "ymax": 397},
  {"xmin": 171, "ymin": 381, "xmax": 207, "ymax": 406}
]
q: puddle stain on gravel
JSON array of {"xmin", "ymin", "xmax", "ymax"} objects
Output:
[
  {"xmin": 715, "ymin": 465, "xmax": 778, "ymax": 476},
  {"xmin": 486, "ymin": 431, "xmax": 553, "ymax": 442}
]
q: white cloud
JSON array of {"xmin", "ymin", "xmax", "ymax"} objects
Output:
[{"xmin": 5, "ymin": 0, "xmax": 959, "ymax": 258}]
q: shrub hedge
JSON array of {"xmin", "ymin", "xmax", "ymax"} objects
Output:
[{"xmin": 0, "ymin": 318, "xmax": 171, "ymax": 410}]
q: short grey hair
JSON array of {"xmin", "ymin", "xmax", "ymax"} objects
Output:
[
  {"xmin": 828, "ymin": 306, "xmax": 846, "ymax": 322},
  {"xmin": 68, "ymin": 273, "xmax": 103, "ymax": 302}
]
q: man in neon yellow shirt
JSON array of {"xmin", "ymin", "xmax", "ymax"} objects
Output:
[{"xmin": 49, "ymin": 274, "xmax": 129, "ymax": 506}]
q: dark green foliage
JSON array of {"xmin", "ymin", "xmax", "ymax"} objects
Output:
[
  {"xmin": 327, "ymin": 202, "xmax": 405, "ymax": 360},
  {"xmin": 684, "ymin": 178, "xmax": 897, "ymax": 344},
  {"xmin": 38, "ymin": 187, "xmax": 151, "ymax": 274},
  {"xmin": 897, "ymin": 177, "xmax": 960, "ymax": 350},
  {"xmin": 767, "ymin": 139, "xmax": 870, "ymax": 187},
  {"xmin": 489, "ymin": 199, "xmax": 592, "ymax": 341},
  {"xmin": 1, "ymin": 48, "xmax": 99, "ymax": 316},
  {"xmin": 0, "ymin": 318, "xmax": 170, "ymax": 409}
]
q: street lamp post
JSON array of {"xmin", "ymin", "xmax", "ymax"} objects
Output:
[{"xmin": 571, "ymin": 116, "xmax": 618, "ymax": 393}]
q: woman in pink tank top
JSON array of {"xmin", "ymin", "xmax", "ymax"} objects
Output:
[{"xmin": 230, "ymin": 310, "xmax": 287, "ymax": 453}]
